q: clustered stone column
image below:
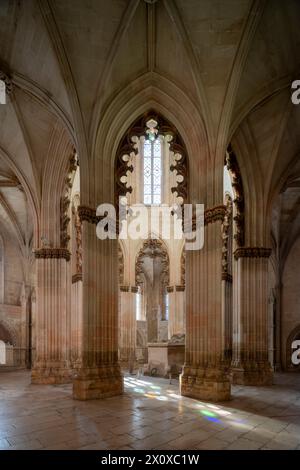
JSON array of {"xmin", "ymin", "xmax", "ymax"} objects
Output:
[
  {"xmin": 72, "ymin": 206, "xmax": 123, "ymax": 400},
  {"xmin": 231, "ymin": 248, "xmax": 273, "ymax": 385},
  {"xmin": 180, "ymin": 206, "xmax": 231, "ymax": 402},
  {"xmin": 119, "ymin": 286, "xmax": 137, "ymax": 367},
  {"xmin": 221, "ymin": 196, "xmax": 233, "ymax": 360},
  {"xmin": 70, "ymin": 275, "xmax": 83, "ymax": 367},
  {"xmin": 70, "ymin": 206, "xmax": 83, "ymax": 367},
  {"xmin": 31, "ymin": 248, "xmax": 72, "ymax": 384},
  {"xmin": 167, "ymin": 286, "xmax": 185, "ymax": 339}
]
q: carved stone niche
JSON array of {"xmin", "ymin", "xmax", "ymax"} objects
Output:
[
  {"xmin": 135, "ymin": 238, "xmax": 170, "ymax": 288},
  {"xmin": 225, "ymin": 144, "xmax": 245, "ymax": 247},
  {"xmin": 115, "ymin": 110, "xmax": 188, "ymax": 209}
]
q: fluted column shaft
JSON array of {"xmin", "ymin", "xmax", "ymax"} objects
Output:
[
  {"xmin": 73, "ymin": 218, "xmax": 123, "ymax": 399},
  {"xmin": 119, "ymin": 287, "xmax": 137, "ymax": 365},
  {"xmin": 231, "ymin": 249, "xmax": 273, "ymax": 385},
  {"xmin": 168, "ymin": 287, "xmax": 185, "ymax": 339},
  {"xmin": 32, "ymin": 254, "xmax": 72, "ymax": 384},
  {"xmin": 180, "ymin": 212, "xmax": 231, "ymax": 401},
  {"xmin": 70, "ymin": 278, "xmax": 83, "ymax": 366}
]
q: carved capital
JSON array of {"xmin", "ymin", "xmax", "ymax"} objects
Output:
[
  {"xmin": 72, "ymin": 273, "xmax": 83, "ymax": 283},
  {"xmin": 234, "ymin": 247, "xmax": 272, "ymax": 260},
  {"xmin": 204, "ymin": 205, "xmax": 226, "ymax": 225},
  {"xmin": 222, "ymin": 273, "xmax": 233, "ymax": 283},
  {"xmin": 175, "ymin": 285, "xmax": 185, "ymax": 292},
  {"xmin": 34, "ymin": 248, "xmax": 71, "ymax": 261},
  {"xmin": 78, "ymin": 205, "xmax": 99, "ymax": 224},
  {"xmin": 120, "ymin": 285, "xmax": 130, "ymax": 292}
]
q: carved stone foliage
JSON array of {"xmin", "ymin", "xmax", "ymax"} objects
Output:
[
  {"xmin": 135, "ymin": 239, "xmax": 169, "ymax": 287},
  {"xmin": 225, "ymin": 145, "xmax": 245, "ymax": 247},
  {"xmin": 0, "ymin": 70, "xmax": 13, "ymax": 95},
  {"xmin": 181, "ymin": 249, "xmax": 186, "ymax": 287},
  {"xmin": 204, "ymin": 205, "xmax": 226, "ymax": 225},
  {"xmin": 115, "ymin": 110, "xmax": 188, "ymax": 207},
  {"xmin": 222, "ymin": 195, "xmax": 233, "ymax": 282},
  {"xmin": 72, "ymin": 204, "xmax": 82, "ymax": 275},
  {"xmin": 118, "ymin": 244, "xmax": 124, "ymax": 285},
  {"xmin": 60, "ymin": 149, "xmax": 78, "ymax": 249}
]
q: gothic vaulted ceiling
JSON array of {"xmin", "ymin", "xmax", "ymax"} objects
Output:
[{"xmin": 0, "ymin": 0, "xmax": 300, "ymax": 263}]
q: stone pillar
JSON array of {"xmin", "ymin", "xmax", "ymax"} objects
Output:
[
  {"xmin": 31, "ymin": 287, "xmax": 37, "ymax": 366},
  {"xmin": 72, "ymin": 207, "xmax": 123, "ymax": 400},
  {"xmin": 180, "ymin": 207, "xmax": 231, "ymax": 402},
  {"xmin": 31, "ymin": 248, "xmax": 72, "ymax": 384},
  {"xmin": 168, "ymin": 286, "xmax": 185, "ymax": 339},
  {"xmin": 70, "ymin": 275, "xmax": 83, "ymax": 367},
  {"xmin": 119, "ymin": 286, "xmax": 137, "ymax": 366},
  {"xmin": 231, "ymin": 248, "xmax": 273, "ymax": 385},
  {"xmin": 20, "ymin": 283, "xmax": 28, "ymax": 367},
  {"xmin": 268, "ymin": 288, "xmax": 276, "ymax": 369},
  {"xmin": 222, "ymin": 276, "xmax": 233, "ymax": 361}
]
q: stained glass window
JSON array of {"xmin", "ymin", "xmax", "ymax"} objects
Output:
[{"xmin": 143, "ymin": 136, "xmax": 162, "ymax": 205}]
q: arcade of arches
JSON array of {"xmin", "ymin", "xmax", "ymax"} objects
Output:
[{"xmin": 0, "ymin": 0, "xmax": 300, "ymax": 451}]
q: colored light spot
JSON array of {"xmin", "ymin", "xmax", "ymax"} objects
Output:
[
  {"xmin": 200, "ymin": 410, "xmax": 217, "ymax": 417},
  {"xmin": 205, "ymin": 416, "xmax": 221, "ymax": 423}
]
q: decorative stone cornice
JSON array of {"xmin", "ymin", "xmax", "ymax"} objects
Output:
[
  {"xmin": 166, "ymin": 286, "xmax": 174, "ymax": 293},
  {"xmin": 72, "ymin": 273, "xmax": 83, "ymax": 284},
  {"xmin": 234, "ymin": 247, "xmax": 272, "ymax": 260},
  {"xmin": 131, "ymin": 286, "xmax": 139, "ymax": 293},
  {"xmin": 204, "ymin": 205, "xmax": 226, "ymax": 225},
  {"xmin": 0, "ymin": 70, "xmax": 13, "ymax": 95},
  {"xmin": 34, "ymin": 248, "xmax": 71, "ymax": 261}
]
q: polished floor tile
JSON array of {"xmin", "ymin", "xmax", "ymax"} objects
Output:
[{"xmin": 0, "ymin": 370, "xmax": 300, "ymax": 450}]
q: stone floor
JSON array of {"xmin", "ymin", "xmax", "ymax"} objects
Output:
[{"xmin": 0, "ymin": 370, "xmax": 300, "ymax": 450}]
